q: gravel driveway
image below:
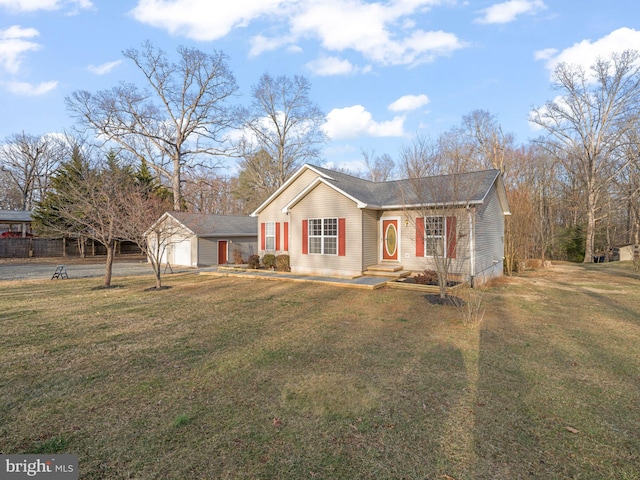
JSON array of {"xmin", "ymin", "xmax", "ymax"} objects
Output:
[{"xmin": 0, "ymin": 258, "xmax": 196, "ymax": 282}]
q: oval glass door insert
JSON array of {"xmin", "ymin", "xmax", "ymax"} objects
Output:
[{"xmin": 385, "ymin": 223, "xmax": 397, "ymax": 257}]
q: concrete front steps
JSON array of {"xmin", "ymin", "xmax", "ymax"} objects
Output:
[{"xmin": 363, "ymin": 263, "xmax": 412, "ymax": 279}]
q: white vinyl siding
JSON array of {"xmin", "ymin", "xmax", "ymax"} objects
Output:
[
  {"xmin": 198, "ymin": 238, "xmax": 217, "ymax": 265},
  {"xmin": 362, "ymin": 209, "xmax": 379, "ymax": 268},
  {"xmin": 197, "ymin": 236, "xmax": 257, "ymax": 266},
  {"xmin": 290, "ymin": 182, "xmax": 362, "ymax": 277},
  {"xmin": 257, "ymin": 169, "xmax": 319, "ymax": 256},
  {"xmin": 473, "ymin": 184, "xmax": 505, "ymax": 279},
  {"xmin": 389, "ymin": 208, "xmax": 471, "ymax": 277}
]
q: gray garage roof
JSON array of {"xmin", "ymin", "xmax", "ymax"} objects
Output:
[{"xmin": 167, "ymin": 212, "xmax": 257, "ymax": 237}]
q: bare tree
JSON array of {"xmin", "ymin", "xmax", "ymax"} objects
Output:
[
  {"xmin": 66, "ymin": 41, "xmax": 239, "ymax": 211},
  {"xmin": 237, "ymin": 73, "xmax": 326, "ymax": 200},
  {"xmin": 118, "ymin": 192, "xmax": 177, "ymax": 290},
  {"xmin": 361, "ymin": 149, "xmax": 396, "ymax": 181},
  {"xmin": 461, "ymin": 109, "xmax": 514, "ymax": 175},
  {"xmin": 503, "ymin": 143, "xmax": 562, "ymax": 272},
  {"xmin": 530, "ymin": 49, "xmax": 640, "ymax": 262},
  {"xmin": 0, "ymin": 132, "xmax": 60, "ymax": 210},
  {"xmin": 398, "ymin": 134, "xmax": 442, "ymax": 178},
  {"xmin": 181, "ymin": 168, "xmax": 246, "ymax": 215},
  {"xmin": 615, "ymin": 128, "xmax": 640, "ymax": 245},
  {"xmin": 398, "ymin": 132, "xmax": 508, "ymax": 301},
  {"xmin": 33, "ymin": 145, "xmax": 134, "ymax": 287}
]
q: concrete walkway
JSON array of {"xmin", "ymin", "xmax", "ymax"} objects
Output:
[{"xmin": 200, "ymin": 266, "xmax": 392, "ymax": 290}]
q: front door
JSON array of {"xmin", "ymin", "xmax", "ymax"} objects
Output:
[
  {"xmin": 382, "ymin": 219, "xmax": 398, "ymax": 261},
  {"xmin": 218, "ymin": 240, "xmax": 228, "ymax": 265}
]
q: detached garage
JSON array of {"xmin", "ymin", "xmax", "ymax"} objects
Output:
[{"xmin": 148, "ymin": 212, "xmax": 258, "ymax": 267}]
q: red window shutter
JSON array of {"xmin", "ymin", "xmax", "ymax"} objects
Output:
[
  {"xmin": 446, "ymin": 216, "xmax": 457, "ymax": 259},
  {"xmin": 416, "ymin": 217, "xmax": 424, "ymax": 257},
  {"xmin": 302, "ymin": 219, "xmax": 308, "ymax": 254},
  {"xmin": 275, "ymin": 222, "xmax": 280, "ymax": 251},
  {"xmin": 338, "ymin": 218, "xmax": 346, "ymax": 256},
  {"xmin": 283, "ymin": 222, "xmax": 289, "ymax": 251},
  {"xmin": 260, "ymin": 222, "xmax": 266, "ymax": 250}
]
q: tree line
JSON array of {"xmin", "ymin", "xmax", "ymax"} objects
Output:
[{"xmin": 1, "ymin": 42, "xmax": 639, "ymax": 269}]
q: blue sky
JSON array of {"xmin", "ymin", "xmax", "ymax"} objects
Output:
[{"xmin": 1, "ymin": 0, "xmax": 640, "ymax": 174}]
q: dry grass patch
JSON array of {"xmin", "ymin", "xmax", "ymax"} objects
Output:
[{"xmin": 0, "ymin": 264, "xmax": 639, "ymax": 479}]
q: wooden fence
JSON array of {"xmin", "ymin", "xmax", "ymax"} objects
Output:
[{"xmin": 0, "ymin": 238, "xmax": 141, "ymax": 258}]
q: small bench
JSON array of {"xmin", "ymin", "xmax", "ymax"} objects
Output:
[{"xmin": 51, "ymin": 265, "xmax": 68, "ymax": 279}]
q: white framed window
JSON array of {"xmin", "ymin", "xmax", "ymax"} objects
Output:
[
  {"xmin": 309, "ymin": 218, "xmax": 337, "ymax": 255},
  {"xmin": 424, "ymin": 216, "xmax": 445, "ymax": 257},
  {"xmin": 265, "ymin": 221, "xmax": 275, "ymax": 250}
]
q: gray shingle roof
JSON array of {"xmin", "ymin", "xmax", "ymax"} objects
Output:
[
  {"xmin": 309, "ymin": 165, "xmax": 501, "ymax": 208},
  {"xmin": 167, "ymin": 212, "xmax": 257, "ymax": 236},
  {"xmin": 0, "ymin": 210, "xmax": 33, "ymax": 222}
]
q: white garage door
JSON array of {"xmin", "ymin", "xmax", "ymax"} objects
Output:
[{"xmin": 173, "ymin": 239, "xmax": 192, "ymax": 266}]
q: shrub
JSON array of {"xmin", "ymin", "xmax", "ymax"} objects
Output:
[
  {"xmin": 262, "ymin": 254, "xmax": 276, "ymax": 269},
  {"xmin": 275, "ymin": 254, "xmax": 290, "ymax": 272},
  {"xmin": 232, "ymin": 248, "xmax": 244, "ymax": 264},
  {"xmin": 248, "ymin": 255, "xmax": 260, "ymax": 269},
  {"xmin": 414, "ymin": 269, "xmax": 439, "ymax": 285}
]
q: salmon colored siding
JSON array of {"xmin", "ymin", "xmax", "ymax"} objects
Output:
[
  {"xmin": 338, "ymin": 218, "xmax": 346, "ymax": 256},
  {"xmin": 284, "ymin": 222, "xmax": 289, "ymax": 251},
  {"xmin": 302, "ymin": 219, "xmax": 308, "ymax": 254},
  {"xmin": 416, "ymin": 217, "xmax": 425, "ymax": 257}
]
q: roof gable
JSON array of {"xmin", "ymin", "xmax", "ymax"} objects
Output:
[{"xmin": 251, "ymin": 164, "xmax": 334, "ymax": 216}]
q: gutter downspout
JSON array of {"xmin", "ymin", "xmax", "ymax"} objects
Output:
[{"xmin": 468, "ymin": 205, "xmax": 475, "ymax": 288}]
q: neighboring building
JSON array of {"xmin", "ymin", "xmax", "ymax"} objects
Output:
[
  {"xmin": 252, "ymin": 164, "xmax": 510, "ymax": 283},
  {"xmin": 147, "ymin": 212, "xmax": 258, "ymax": 267},
  {"xmin": 0, "ymin": 210, "xmax": 33, "ymax": 237},
  {"xmin": 611, "ymin": 244, "xmax": 639, "ymax": 262}
]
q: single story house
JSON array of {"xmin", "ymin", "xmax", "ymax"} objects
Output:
[
  {"xmin": 252, "ymin": 164, "xmax": 510, "ymax": 283},
  {"xmin": 147, "ymin": 212, "xmax": 258, "ymax": 267}
]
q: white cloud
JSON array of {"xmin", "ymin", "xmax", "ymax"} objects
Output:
[
  {"xmin": 130, "ymin": 0, "xmax": 286, "ymax": 42},
  {"xmin": 307, "ymin": 56, "xmax": 355, "ymax": 76},
  {"xmin": 130, "ymin": 0, "xmax": 465, "ymax": 67},
  {"xmin": 322, "ymin": 105, "xmax": 406, "ymax": 140},
  {"xmin": 536, "ymin": 27, "xmax": 640, "ymax": 79},
  {"xmin": 306, "ymin": 55, "xmax": 372, "ymax": 76},
  {"xmin": 388, "ymin": 94, "xmax": 430, "ymax": 112},
  {"xmin": 88, "ymin": 60, "xmax": 122, "ymax": 75},
  {"xmin": 0, "ymin": 0, "xmax": 92, "ymax": 13},
  {"xmin": 290, "ymin": 0, "xmax": 464, "ymax": 66},
  {"xmin": 249, "ymin": 34, "xmax": 293, "ymax": 58},
  {"xmin": 5, "ymin": 80, "xmax": 58, "ymax": 95},
  {"xmin": 475, "ymin": 0, "xmax": 546, "ymax": 25},
  {"xmin": 0, "ymin": 25, "xmax": 41, "ymax": 74},
  {"xmin": 533, "ymin": 48, "xmax": 556, "ymax": 61}
]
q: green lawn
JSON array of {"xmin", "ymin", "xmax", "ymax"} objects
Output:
[{"xmin": 1, "ymin": 263, "xmax": 639, "ymax": 479}]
